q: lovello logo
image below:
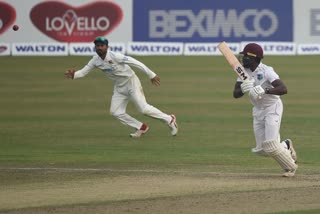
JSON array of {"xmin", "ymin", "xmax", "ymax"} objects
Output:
[
  {"xmin": 0, "ymin": 2, "xmax": 16, "ymax": 34},
  {"xmin": 30, "ymin": 1, "xmax": 123, "ymax": 42}
]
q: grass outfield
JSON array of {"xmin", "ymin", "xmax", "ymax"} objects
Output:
[{"xmin": 0, "ymin": 55, "xmax": 319, "ymax": 213}]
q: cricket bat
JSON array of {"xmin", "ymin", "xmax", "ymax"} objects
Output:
[
  {"xmin": 217, "ymin": 41, "xmax": 251, "ymax": 81},
  {"xmin": 218, "ymin": 41, "xmax": 262, "ymax": 98}
]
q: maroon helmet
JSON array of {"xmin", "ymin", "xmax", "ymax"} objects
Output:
[{"xmin": 240, "ymin": 43, "xmax": 264, "ymax": 59}]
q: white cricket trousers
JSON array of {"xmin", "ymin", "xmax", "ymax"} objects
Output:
[
  {"xmin": 109, "ymin": 74, "xmax": 171, "ymax": 129},
  {"xmin": 252, "ymin": 99, "xmax": 283, "ymax": 151}
]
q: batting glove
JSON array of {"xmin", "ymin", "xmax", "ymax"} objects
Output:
[
  {"xmin": 240, "ymin": 79, "xmax": 255, "ymax": 93},
  {"xmin": 249, "ymin": 85, "xmax": 265, "ymax": 100}
]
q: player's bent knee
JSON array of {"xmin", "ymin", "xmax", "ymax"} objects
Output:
[{"xmin": 262, "ymin": 139, "xmax": 280, "ymax": 155}]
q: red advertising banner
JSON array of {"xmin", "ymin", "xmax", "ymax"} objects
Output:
[
  {"xmin": 30, "ymin": 1, "xmax": 123, "ymax": 42},
  {"xmin": 0, "ymin": 1, "xmax": 16, "ymax": 35},
  {"xmin": 0, "ymin": 0, "xmax": 131, "ymax": 43}
]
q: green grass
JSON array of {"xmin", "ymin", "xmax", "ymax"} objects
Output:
[
  {"xmin": 272, "ymin": 209, "xmax": 320, "ymax": 214},
  {"xmin": 1, "ymin": 55, "xmax": 319, "ymax": 170},
  {"xmin": 0, "ymin": 55, "xmax": 320, "ymax": 213}
]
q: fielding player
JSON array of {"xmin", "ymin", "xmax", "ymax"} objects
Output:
[
  {"xmin": 65, "ymin": 37, "xmax": 178, "ymax": 138},
  {"xmin": 233, "ymin": 43, "xmax": 298, "ymax": 177}
]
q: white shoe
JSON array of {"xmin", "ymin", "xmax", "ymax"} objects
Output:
[
  {"xmin": 284, "ymin": 139, "xmax": 297, "ymax": 163},
  {"xmin": 282, "ymin": 166, "xmax": 297, "ymax": 177},
  {"xmin": 130, "ymin": 123, "xmax": 149, "ymax": 138},
  {"xmin": 168, "ymin": 114, "xmax": 178, "ymax": 136}
]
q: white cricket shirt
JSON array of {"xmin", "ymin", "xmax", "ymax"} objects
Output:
[
  {"xmin": 74, "ymin": 51, "xmax": 157, "ymax": 86},
  {"xmin": 237, "ymin": 63, "xmax": 281, "ymax": 108}
]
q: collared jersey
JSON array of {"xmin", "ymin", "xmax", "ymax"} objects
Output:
[
  {"xmin": 237, "ymin": 63, "xmax": 281, "ymax": 108},
  {"xmin": 74, "ymin": 51, "xmax": 156, "ymax": 86}
]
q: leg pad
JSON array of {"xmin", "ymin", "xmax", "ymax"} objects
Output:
[{"xmin": 263, "ymin": 140, "xmax": 298, "ymax": 171}]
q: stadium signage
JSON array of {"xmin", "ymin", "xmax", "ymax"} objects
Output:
[
  {"xmin": 311, "ymin": 9, "xmax": 320, "ymax": 36},
  {"xmin": 69, "ymin": 43, "xmax": 125, "ymax": 55},
  {"xmin": 0, "ymin": 46, "xmax": 7, "ymax": 52},
  {"xmin": 150, "ymin": 9, "xmax": 278, "ymax": 38},
  {"xmin": 0, "ymin": 2, "xmax": 16, "ymax": 34},
  {"xmin": 297, "ymin": 44, "xmax": 320, "ymax": 55},
  {"xmin": 133, "ymin": 0, "xmax": 293, "ymax": 42},
  {"xmin": 30, "ymin": 1, "xmax": 123, "ymax": 42},
  {"xmin": 241, "ymin": 42, "xmax": 296, "ymax": 56},
  {"xmin": 184, "ymin": 43, "xmax": 240, "ymax": 56},
  {"xmin": 0, "ymin": 44, "xmax": 10, "ymax": 56},
  {"xmin": 127, "ymin": 42, "xmax": 183, "ymax": 55},
  {"xmin": 12, "ymin": 43, "xmax": 68, "ymax": 56},
  {"xmin": 45, "ymin": 14, "xmax": 110, "ymax": 35}
]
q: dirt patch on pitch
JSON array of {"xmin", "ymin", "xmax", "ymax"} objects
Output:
[{"xmin": 1, "ymin": 170, "xmax": 320, "ymax": 214}]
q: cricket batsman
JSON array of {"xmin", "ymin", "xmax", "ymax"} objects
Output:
[
  {"xmin": 65, "ymin": 36, "xmax": 178, "ymax": 138},
  {"xmin": 233, "ymin": 43, "xmax": 298, "ymax": 177}
]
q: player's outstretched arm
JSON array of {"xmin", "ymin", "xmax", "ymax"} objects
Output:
[
  {"xmin": 64, "ymin": 64, "xmax": 93, "ymax": 80},
  {"xmin": 121, "ymin": 55, "xmax": 157, "ymax": 79},
  {"xmin": 151, "ymin": 76, "xmax": 160, "ymax": 86},
  {"xmin": 65, "ymin": 68, "xmax": 76, "ymax": 79}
]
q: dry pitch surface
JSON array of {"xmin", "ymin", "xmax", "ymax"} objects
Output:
[{"xmin": 1, "ymin": 168, "xmax": 320, "ymax": 214}]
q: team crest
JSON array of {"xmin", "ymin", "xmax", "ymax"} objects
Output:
[{"xmin": 257, "ymin": 73, "xmax": 264, "ymax": 80}]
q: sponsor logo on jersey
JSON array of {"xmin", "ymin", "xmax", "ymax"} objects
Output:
[
  {"xmin": 257, "ymin": 73, "xmax": 264, "ymax": 80},
  {"xmin": 103, "ymin": 66, "xmax": 116, "ymax": 73}
]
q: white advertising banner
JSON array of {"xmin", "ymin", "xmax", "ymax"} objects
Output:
[
  {"xmin": 0, "ymin": 0, "xmax": 132, "ymax": 43},
  {"xmin": 241, "ymin": 42, "xmax": 296, "ymax": 56},
  {"xmin": 12, "ymin": 43, "xmax": 68, "ymax": 56},
  {"xmin": 184, "ymin": 43, "xmax": 218, "ymax": 56},
  {"xmin": 127, "ymin": 42, "xmax": 184, "ymax": 56},
  {"xmin": 297, "ymin": 44, "xmax": 320, "ymax": 55},
  {"xmin": 69, "ymin": 43, "xmax": 95, "ymax": 56},
  {"xmin": 184, "ymin": 43, "xmax": 240, "ymax": 56},
  {"xmin": 69, "ymin": 42, "xmax": 126, "ymax": 55},
  {"xmin": 294, "ymin": 0, "xmax": 320, "ymax": 43}
]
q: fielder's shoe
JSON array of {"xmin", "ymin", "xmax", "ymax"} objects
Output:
[
  {"xmin": 130, "ymin": 123, "xmax": 149, "ymax": 138},
  {"xmin": 284, "ymin": 139, "xmax": 297, "ymax": 163},
  {"xmin": 168, "ymin": 114, "xmax": 178, "ymax": 136},
  {"xmin": 282, "ymin": 166, "xmax": 298, "ymax": 177}
]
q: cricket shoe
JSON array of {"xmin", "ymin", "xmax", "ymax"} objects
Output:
[
  {"xmin": 282, "ymin": 166, "xmax": 298, "ymax": 177},
  {"xmin": 284, "ymin": 139, "xmax": 298, "ymax": 163},
  {"xmin": 168, "ymin": 114, "xmax": 178, "ymax": 136},
  {"xmin": 130, "ymin": 123, "xmax": 149, "ymax": 138}
]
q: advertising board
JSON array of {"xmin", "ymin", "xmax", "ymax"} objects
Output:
[{"xmin": 133, "ymin": 0, "xmax": 293, "ymax": 43}]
